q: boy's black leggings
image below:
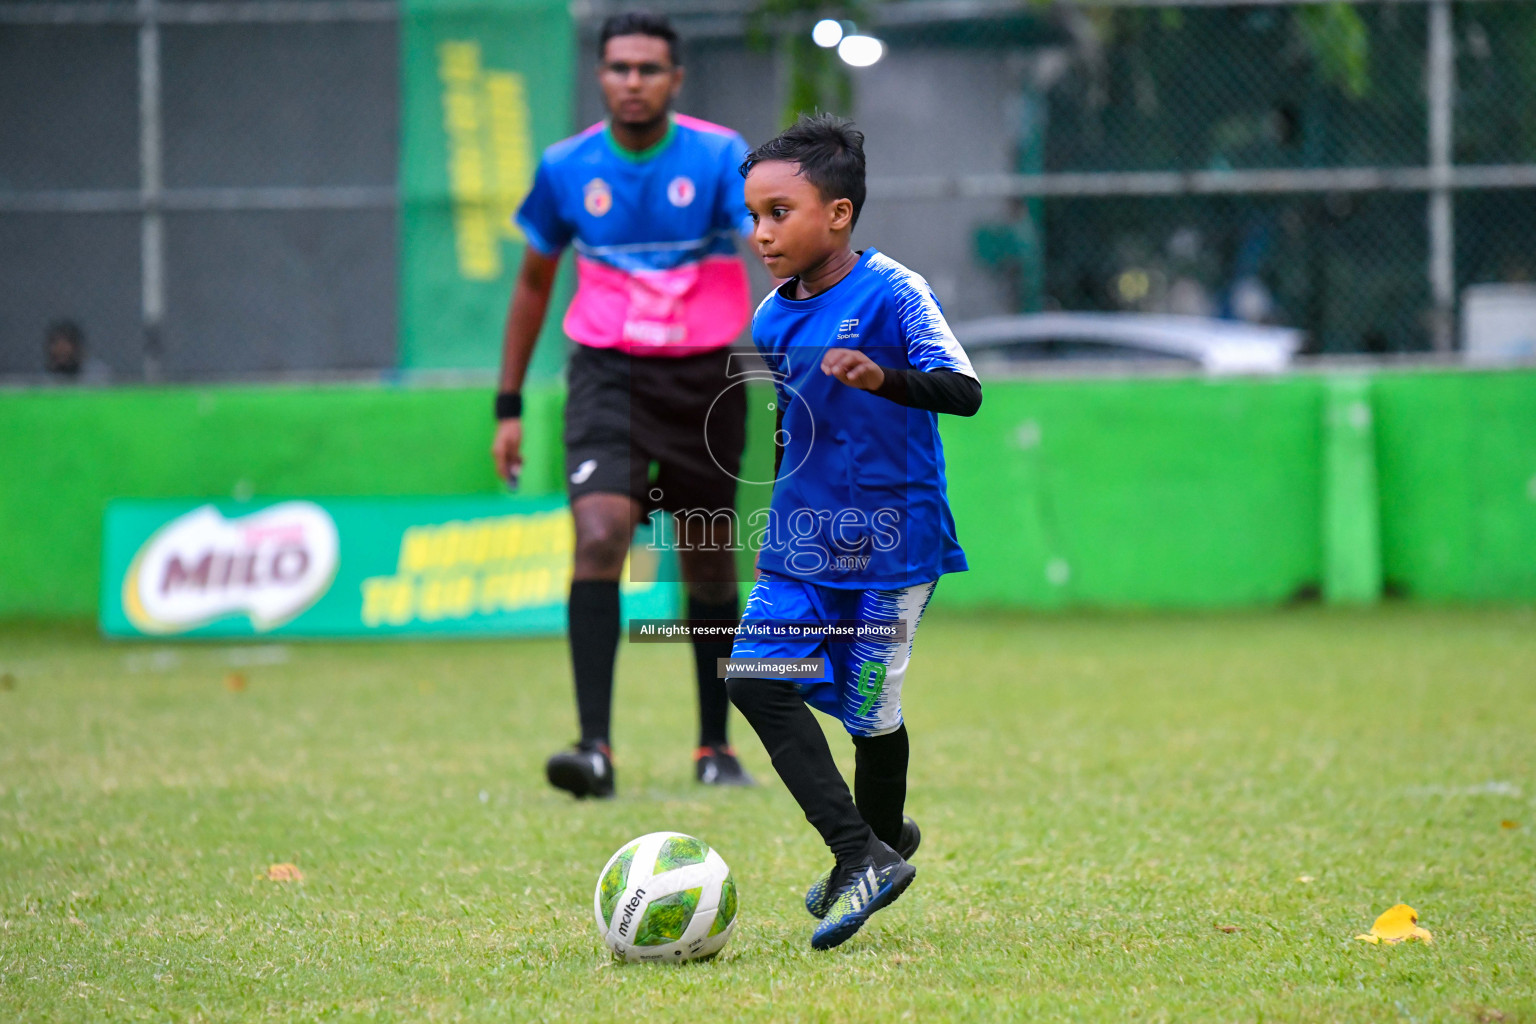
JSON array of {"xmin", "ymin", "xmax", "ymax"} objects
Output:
[{"xmin": 726, "ymin": 676, "xmax": 909, "ymax": 866}]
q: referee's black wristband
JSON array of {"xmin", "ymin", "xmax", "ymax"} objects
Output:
[{"xmin": 494, "ymin": 391, "xmax": 523, "ymax": 420}]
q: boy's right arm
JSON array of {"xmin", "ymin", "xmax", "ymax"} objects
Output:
[
  {"xmin": 871, "ymin": 366, "xmax": 982, "ymax": 416},
  {"xmin": 492, "ymin": 245, "xmax": 560, "ymax": 483}
]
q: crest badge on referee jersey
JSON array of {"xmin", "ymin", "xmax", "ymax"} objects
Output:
[
  {"xmin": 584, "ymin": 178, "xmax": 613, "ymax": 217},
  {"xmin": 666, "ymin": 175, "xmax": 696, "ymax": 207}
]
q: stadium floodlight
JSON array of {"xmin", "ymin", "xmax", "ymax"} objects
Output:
[
  {"xmin": 812, "ymin": 19, "xmax": 844, "ymax": 48},
  {"xmin": 837, "ymin": 34, "xmax": 884, "ymax": 67}
]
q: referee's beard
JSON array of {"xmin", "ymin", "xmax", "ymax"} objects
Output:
[{"xmin": 614, "ymin": 109, "xmax": 669, "ymax": 137}]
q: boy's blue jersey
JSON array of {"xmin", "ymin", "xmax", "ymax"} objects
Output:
[{"xmin": 752, "ymin": 248, "xmax": 976, "ymax": 588}]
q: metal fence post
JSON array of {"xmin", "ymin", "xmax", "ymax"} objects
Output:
[
  {"xmin": 138, "ymin": 0, "xmax": 164, "ymax": 380},
  {"xmin": 1427, "ymin": 0, "xmax": 1455, "ymax": 352}
]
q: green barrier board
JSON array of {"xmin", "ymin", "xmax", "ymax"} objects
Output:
[
  {"xmin": 1322, "ymin": 376, "xmax": 1383, "ymax": 604},
  {"xmin": 100, "ymin": 496, "xmax": 676, "ymax": 638},
  {"xmin": 8, "ymin": 370, "xmax": 1533, "ymax": 621}
]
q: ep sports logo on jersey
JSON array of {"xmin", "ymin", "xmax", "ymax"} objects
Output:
[{"xmin": 122, "ymin": 502, "xmax": 339, "ymax": 634}]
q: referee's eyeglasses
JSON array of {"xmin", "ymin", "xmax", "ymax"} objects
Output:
[{"xmin": 602, "ymin": 61, "xmax": 673, "ymax": 81}]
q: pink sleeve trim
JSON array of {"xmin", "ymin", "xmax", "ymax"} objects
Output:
[{"xmin": 673, "ymin": 113, "xmax": 740, "ymax": 138}]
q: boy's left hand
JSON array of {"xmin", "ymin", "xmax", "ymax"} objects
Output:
[{"xmin": 822, "ymin": 348, "xmax": 885, "ymax": 391}]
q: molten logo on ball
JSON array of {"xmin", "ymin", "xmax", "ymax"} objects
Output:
[
  {"xmin": 617, "ymin": 888, "xmax": 646, "ymax": 937},
  {"xmin": 594, "ymin": 831, "xmax": 737, "ymax": 963}
]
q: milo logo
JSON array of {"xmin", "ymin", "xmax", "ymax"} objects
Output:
[
  {"xmin": 617, "ymin": 888, "xmax": 646, "ymax": 937},
  {"xmin": 122, "ymin": 502, "xmax": 339, "ymax": 634}
]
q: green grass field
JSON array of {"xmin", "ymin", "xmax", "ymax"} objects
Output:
[{"xmin": 2, "ymin": 607, "xmax": 1534, "ymax": 1022}]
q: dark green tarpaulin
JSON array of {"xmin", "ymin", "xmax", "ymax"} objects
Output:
[{"xmin": 400, "ymin": 0, "xmax": 575, "ymax": 375}]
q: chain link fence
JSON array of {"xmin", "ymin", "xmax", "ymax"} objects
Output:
[
  {"xmin": 0, "ymin": 0, "xmax": 398, "ymax": 382},
  {"xmin": 995, "ymin": 0, "xmax": 1536, "ymax": 355},
  {"xmin": 630, "ymin": 0, "xmax": 1536, "ymax": 356},
  {"xmin": 4, "ymin": 0, "xmax": 1534, "ymax": 381}
]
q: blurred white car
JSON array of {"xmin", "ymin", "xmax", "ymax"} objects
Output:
[{"xmin": 952, "ymin": 312, "xmax": 1304, "ymax": 375}]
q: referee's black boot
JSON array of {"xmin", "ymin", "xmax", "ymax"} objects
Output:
[
  {"xmin": 546, "ymin": 740, "xmax": 615, "ymax": 799},
  {"xmin": 695, "ymin": 745, "xmax": 756, "ymax": 787}
]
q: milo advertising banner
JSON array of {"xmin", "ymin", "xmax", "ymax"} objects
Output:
[
  {"xmin": 100, "ymin": 496, "xmax": 676, "ymax": 639},
  {"xmin": 400, "ymin": 0, "xmax": 574, "ymax": 375}
]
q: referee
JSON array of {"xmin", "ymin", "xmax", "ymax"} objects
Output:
[{"xmin": 492, "ymin": 12, "xmax": 754, "ymax": 797}]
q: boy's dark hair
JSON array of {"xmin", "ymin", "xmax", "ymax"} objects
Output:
[
  {"xmin": 598, "ymin": 11, "xmax": 679, "ymax": 66},
  {"xmin": 740, "ymin": 113, "xmax": 866, "ymax": 227}
]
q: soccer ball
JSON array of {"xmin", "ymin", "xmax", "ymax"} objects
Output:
[{"xmin": 593, "ymin": 831, "xmax": 738, "ymax": 963}]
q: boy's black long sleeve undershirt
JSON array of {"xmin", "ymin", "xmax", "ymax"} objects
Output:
[
  {"xmin": 870, "ymin": 367, "xmax": 983, "ymax": 417},
  {"xmin": 771, "ymin": 367, "xmax": 983, "ymax": 478}
]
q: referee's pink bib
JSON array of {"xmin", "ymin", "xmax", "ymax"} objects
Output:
[{"xmin": 565, "ymin": 254, "xmax": 750, "ymax": 355}]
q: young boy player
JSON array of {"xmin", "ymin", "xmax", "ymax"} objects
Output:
[{"xmin": 727, "ymin": 114, "xmax": 982, "ymax": 950}]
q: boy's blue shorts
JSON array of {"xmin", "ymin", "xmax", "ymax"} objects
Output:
[{"xmin": 729, "ymin": 569, "xmax": 938, "ymax": 737}]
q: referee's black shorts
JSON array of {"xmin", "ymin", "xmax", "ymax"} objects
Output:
[{"xmin": 563, "ymin": 343, "xmax": 746, "ymax": 518}]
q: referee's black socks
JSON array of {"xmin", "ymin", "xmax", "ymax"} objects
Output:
[
  {"xmin": 569, "ymin": 584, "xmax": 737, "ymax": 752},
  {"xmin": 568, "ymin": 579, "xmax": 620, "ymax": 746},
  {"xmin": 726, "ymin": 676, "xmax": 873, "ymax": 867},
  {"xmin": 688, "ymin": 593, "xmax": 738, "ymax": 749}
]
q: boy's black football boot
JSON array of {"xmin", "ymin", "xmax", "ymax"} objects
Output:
[
  {"xmin": 805, "ymin": 815, "xmax": 920, "ymax": 919},
  {"xmin": 809, "ymin": 839, "xmax": 916, "ymax": 951}
]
